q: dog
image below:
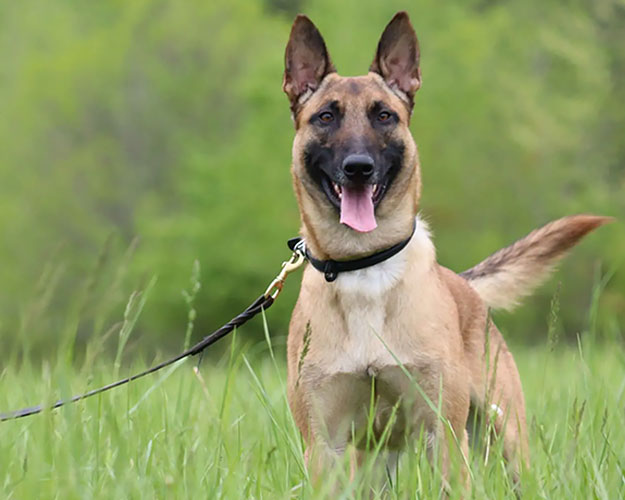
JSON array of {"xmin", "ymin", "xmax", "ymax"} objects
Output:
[{"xmin": 282, "ymin": 11, "xmax": 610, "ymax": 489}]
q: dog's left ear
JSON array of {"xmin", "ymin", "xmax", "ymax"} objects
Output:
[
  {"xmin": 283, "ymin": 15, "xmax": 336, "ymax": 113},
  {"xmin": 370, "ymin": 12, "xmax": 421, "ymax": 108}
]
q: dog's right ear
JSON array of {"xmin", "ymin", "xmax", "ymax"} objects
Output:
[{"xmin": 283, "ymin": 15, "xmax": 335, "ymax": 113}]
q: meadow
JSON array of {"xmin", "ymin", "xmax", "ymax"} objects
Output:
[{"xmin": 1, "ymin": 285, "xmax": 623, "ymax": 499}]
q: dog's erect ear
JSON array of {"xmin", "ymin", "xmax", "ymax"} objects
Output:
[
  {"xmin": 370, "ymin": 12, "xmax": 421, "ymax": 107},
  {"xmin": 283, "ymin": 15, "xmax": 335, "ymax": 112}
]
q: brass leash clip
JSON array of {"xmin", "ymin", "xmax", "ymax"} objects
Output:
[{"xmin": 264, "ymin": 250, "xmax": 306, "ymax": 300}]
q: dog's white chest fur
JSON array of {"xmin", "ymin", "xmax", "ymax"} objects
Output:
[{"xmin": 329, "ymin": 251, "xmax": 407, "ymax": 373}]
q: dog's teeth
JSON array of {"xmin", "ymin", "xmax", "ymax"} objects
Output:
[
  {"xmin": 332, "ymin": 182, "xmax": 342, "ymax": 197},
  {"xmin": 372, "ymin": 184, "xmax": 379, "ymax": 195}
]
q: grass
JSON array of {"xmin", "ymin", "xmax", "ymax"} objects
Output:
[{"xmin": 1, "ymin": 282, "xmax": 624, "ymax": 499}]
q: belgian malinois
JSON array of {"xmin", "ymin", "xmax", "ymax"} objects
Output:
[{"xmin": 282, "ymin": 11, "xmax": 610, "ymax": 488}]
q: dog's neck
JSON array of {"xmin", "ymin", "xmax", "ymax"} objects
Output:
[
  {"xmin": 297, "ymin": 221, "xmax": 415, "ymax": 282},
  {"xmin": 302, "ymin": 218, "xmax": 416, "ymax": 262},
  {"xmin": 309, "ymin": 215, "xmax": 436, "ymax": 298}
]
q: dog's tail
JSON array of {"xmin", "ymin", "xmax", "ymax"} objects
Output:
[{"xmin": 460, "ymin": 214, "xmax": 612, "ymax": 310}]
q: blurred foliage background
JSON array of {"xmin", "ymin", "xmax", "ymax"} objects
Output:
[{"xmin": 0, "ymin": 0, "xmax": 623, "ymax": 362}]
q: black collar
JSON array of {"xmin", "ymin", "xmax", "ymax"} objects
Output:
[{"xmin": 287, "ymin": 221, "xmax": 416, "ymax": 282}]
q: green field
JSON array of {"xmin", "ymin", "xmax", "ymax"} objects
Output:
[{"xmin": 2, "ymin": 304, "xmax": 623, "ymax": 499}]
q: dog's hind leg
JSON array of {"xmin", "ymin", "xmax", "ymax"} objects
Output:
[{"xmin": 472, "ymin": 323, "xmax": 529, "ymax": 483}]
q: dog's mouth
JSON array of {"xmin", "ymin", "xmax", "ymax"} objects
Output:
[{"xmin": 320, "ymin": 175, "xmax": 389, "ymax": 233}]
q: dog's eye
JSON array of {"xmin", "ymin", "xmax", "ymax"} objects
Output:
[
  {"xmin": 318, "ymin": 112, "xmax": 334, "ymax": 123},
  {"xmin": 378, "ymin": 111, "xmax": 392, "ymax": 122}
]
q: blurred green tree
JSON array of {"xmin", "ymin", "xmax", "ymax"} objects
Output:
[{"xmin": 0, "ymin": 0, "xmax": 622, "ymax": 358}]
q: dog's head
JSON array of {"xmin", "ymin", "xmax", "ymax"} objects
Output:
[{"xmin": 284, "ymin": 12, "xmax": 422, "ymax": 259}]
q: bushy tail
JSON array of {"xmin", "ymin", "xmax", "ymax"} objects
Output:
[{"xmin": 460, "ymin": 215, "xmax": 612, "ymax": 310}]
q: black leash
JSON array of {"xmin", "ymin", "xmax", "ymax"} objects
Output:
[
  {"xmin": 288, "ymin": 220, "xmax": 416, "ymax": 282},
  {"xmin": 0, "ymin": 249, "xmax": 307, "ymax": 422},
  {"xmin": 0, "ymin": 294, "xmax": 274, "ymax": 421}
]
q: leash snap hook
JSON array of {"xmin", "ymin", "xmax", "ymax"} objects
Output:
[{"xmin": 264, "ymin": 251, "xmax": 306, "ymax": 299}]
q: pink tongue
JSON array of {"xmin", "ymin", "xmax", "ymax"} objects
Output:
[{"xmin": 340, "ymin": 184, "xmax": 377, "ymax": 233}]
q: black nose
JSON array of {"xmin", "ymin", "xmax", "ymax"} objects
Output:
[{"xmin": 342, "ymin": 154, "xmax": 374, "ymax": 181}]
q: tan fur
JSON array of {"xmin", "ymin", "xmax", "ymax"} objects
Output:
[{"xmin": 282, "ymin": 12, "xmax": 609, "ymax": 492}]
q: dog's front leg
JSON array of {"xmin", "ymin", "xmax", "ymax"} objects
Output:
[
  {"xmin": 303, "ymin": 435, "xmax": 351, "ymax": 493},
  {"xmin": 304, "ymin": 426, "xmax": 393, "ymax": 494}
]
